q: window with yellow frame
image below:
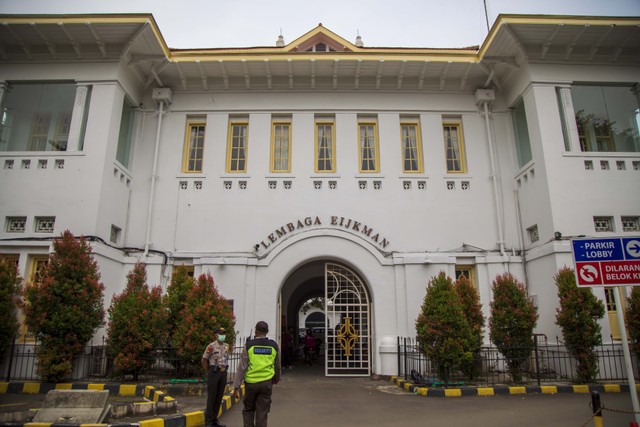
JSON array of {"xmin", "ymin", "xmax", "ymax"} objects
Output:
[
  {"xmin": 270, "ymin": 119, "xmax": 292, "ymax": 173},
  {"xmin": 455, "ymin": 265, "xmax": 476, "ymax": 288},
  {"xmin": 182, "ymin": 118, "xmax": 206, "ymax": 173},
  {"xmin": 400, "ymin": 119, "xmax": 423, "ymax": 173},
  {"xmin": 358, "ymin": 118, "xmax": 379, "ymax": 173},
  {"xmin": 315, "ymin": 118, "xmax": 336, "ymax": 173},
  {"xmin": 172, "ymin": 264, "xmax": 194, "ymax": 278},
  {"xmin": 604, "ymin": 288, "xmax": 625, "ymax": 341},
  {"xmin": 443, "ymin": 120, "xmax": 467, "ymax": 173},
  {"xmin": 226, "ymin": 119, "xmax": 249, "ymax": 173},
  {"xmin": 18, "ymin": 254, "xmax": 50, "ymax": 342}
]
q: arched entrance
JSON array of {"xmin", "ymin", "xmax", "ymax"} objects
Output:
[{"xmin": 280, "ymin": 260, "xmax": 371, "ymax": 377}]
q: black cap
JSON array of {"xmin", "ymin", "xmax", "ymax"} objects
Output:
[
  {"xmin": 215, "ymin": 327, "xmax": 226, "ymax": 334},
  {"xmin": 255, "ymin": 321, "xmax": 269, "ymax": 333}
]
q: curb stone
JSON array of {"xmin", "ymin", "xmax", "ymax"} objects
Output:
[
  {"xmin": 0, "ymin": 382, "xmax": 244, "ymax": 427},
  {"xmin": 389, "ymin": 376, "xmax": 640, "ymax": 397}
]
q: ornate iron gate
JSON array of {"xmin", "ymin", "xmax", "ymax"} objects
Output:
[{"xmin": 325, "ymin": 262, "xmax": 371, "ymax": 376}]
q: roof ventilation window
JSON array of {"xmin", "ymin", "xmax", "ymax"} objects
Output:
[{"xmin": 305, "ymin": 42, "xmax": 337, "ymax": 52}]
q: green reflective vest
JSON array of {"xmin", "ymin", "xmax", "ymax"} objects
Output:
[{"xmin": 245, "ymin": 337, "xmax": 279, "ymax": 384}]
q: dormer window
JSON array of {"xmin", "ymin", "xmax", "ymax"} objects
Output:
[{"xmin": 305, "ymin": 42, "xmax": 337, "ymax": 52}]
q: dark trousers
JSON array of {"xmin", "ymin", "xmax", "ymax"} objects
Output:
[
  {"xmin": 205, "ymin": 368, "xmax": 227, "ymax": 425},
  {"xmin": 242, "ymin": 379, "xmax": 273, "ymax": 427}
]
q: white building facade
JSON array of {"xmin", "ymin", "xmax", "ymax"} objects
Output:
[{"xmin": 1, "ymin": 13, "xmax": 639, "ymax": 377}]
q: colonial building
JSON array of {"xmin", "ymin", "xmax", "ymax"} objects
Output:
[{"xmin": 1, "ymin": 13, "xmax": 638, "ymax": 377}]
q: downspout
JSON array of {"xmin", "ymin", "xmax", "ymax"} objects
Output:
[
  {"xmin": 143, "ymin": 100, "xmax": 165, "ymax": 258},
  {"xmin": 480, "ymin": 95, "xmax": 506, "ymax": 257}
]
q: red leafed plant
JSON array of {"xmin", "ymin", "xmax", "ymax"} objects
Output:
[
  {"xmin": 106, "ymin": 263, "xmax": 167, "ymax": 380},
  {"xmin": 171, "ymin": 273, "xmax": 235, "ymax": 373},
  {"xmin": 0, "ymin": 259, "xmax": 22, "ymax": 358},
  {"xmin": 22, "ymin": 230, "xmax": 105, "ymax": 382}
]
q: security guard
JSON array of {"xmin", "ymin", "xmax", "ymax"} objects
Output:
[
  {"xmin": 233, "ymin": 321, "xmax": 281, "ymax": 427},
  {"xmin": 201, "ymin": 327, "xmax": 229, "ymax": 427}
]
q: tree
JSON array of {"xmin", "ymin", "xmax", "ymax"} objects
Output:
[
  {"xmin": 455, "ymin": 276, "xmax": 484, "ymax": 379},
  {"xmin": 415, "ymin": 272, "xmax": 474, "ymax": 383},
  {"xmin": 22, "ymin": 230, "xmax": 105, "ymax": 381},
  {"xmin": 489, "ymin": 272, "xmax": 538, "ymax": 383},
  {"xmin": 555, "ymin": 267, "xmax": 605, "ymax": 382},
  {"xmin": 171, "ymin": 273, "xmax": 235, "ymax": 373},
  {"xmin": 0, "ymin": 259, "xmax": 22, "ymax": 358},
  {"xmin": 107, "ymin": 263, "xmax": 167, "ymax": 380},
  {"xmin": 626, "ymin": 286, "xmax": 640, "ymax": 372},
  {"xmin": 164, "ymin": 266, "xmax": 195, "ymax": 342}
]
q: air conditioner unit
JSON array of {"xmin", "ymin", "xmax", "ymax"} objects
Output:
[
  {"xmin": 152, "ymin": 87, "xmax": 173, "ymax": 105},
  {"xmin": 474, "ymin": 89, "xmax": 495, "ymax": 105}
]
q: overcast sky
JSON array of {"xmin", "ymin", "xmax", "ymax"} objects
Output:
[{"xmin": 1, "ymin": 0, "xmax": 639, "ymax": 49}]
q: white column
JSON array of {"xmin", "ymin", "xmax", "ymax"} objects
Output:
[
  {"xmin": 557, "ymin": 86, "xmax": 581, "ymax": 152},
  {"xmin": 66, "ymin": 84, "xmax": 90, "ymax": 152}
]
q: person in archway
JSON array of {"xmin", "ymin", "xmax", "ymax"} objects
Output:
[
  {"xmin": 233, "ymin": 321, "xmax": 281, "ymax": 427},
  {"xmin": 281, "ymin": 327, "xmax": 293, "ymax": 369},
  {"xmin": 303, "ymin": 329, "xmax": 316, "ymax": 365}
]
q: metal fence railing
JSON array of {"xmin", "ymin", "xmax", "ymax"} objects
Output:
[
  {"xmin": 398, "ymin": 335, "xmax": 640, "ymax": 387},
  {"xmin": 1, "ymin": 336, "xmax": 247, "ymax": 385}
]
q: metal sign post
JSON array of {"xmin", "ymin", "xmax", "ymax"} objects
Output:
[
  {"xmin": 613, "ymin": 286, "xmax": 640, "ymax": 425},
  {"xmin": 571, "ymin": 236, "xmax": 640, "ymax": 424}
]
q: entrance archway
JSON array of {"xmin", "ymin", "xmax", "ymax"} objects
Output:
[{"xmin": 280, "ymin": 260, "xmax": 371, "ymax": 377}]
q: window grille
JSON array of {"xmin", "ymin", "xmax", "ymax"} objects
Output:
[
  {"xmin": 314, "ymin": 181, "xmax": 322, "ymax": 189},
  {"xmin": 269, "ymin": 181, "xmax": 277, "ymax": 189},
  {"xmin": 528, "ymin": 225, "xmax": 539, "ymax": 243},
  {"xmin": 584, "ymin": 160, "xmax": 593, "ymax": 170},
  {"xmin": 600, "ymin": 161, "xmax": 609, "ymax": 170},
  {"xmin": 593, "ymin": 216, "xmax": 614, "ymax": 232},
  {"xmin": 329, "ymin": 181, "xmax": 337, "ymax": 189},
  {"xmin": 4, "ymin": 160, "xmax": 13, "ymax": 169},
  {"xmin": 35, "ymin": 217, "xmax": 55, "ymax": 233},
  {"xmin": 6, "ymin": 217, "xmax": 26, "ymax": 233},
  {"xmin": 224, "ymin": 181, "xmax": 232, "ymax": 190},
  {"xmin": 110, "ymin": 225, "xmax": 121, "ymax": 244},
  {"xmin": 284, "ymin": 181, "xmax": 292, "ymax": 189},
  {"xmin": 622, "ymin": 216, "xmax": 640, "ymax": 232},
  {"xmin": 179, "ymin": 181, "xmax": 188, "ymax": 190},
  {"xmin": 617, "ymin": 161, "xmax": 626, "ymax": 171},
  {"xmin": 194, "ymin": 181, "xmax": 203, "ymax": 190}
]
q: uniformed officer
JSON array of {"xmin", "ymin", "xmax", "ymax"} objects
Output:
[
  {"xmin": 233, "ymin": 321, "xmax": 281, "ymax": 427},
  {"xmin": 201, "ymin": 327, "xmax": 230, "ymax": 427}
]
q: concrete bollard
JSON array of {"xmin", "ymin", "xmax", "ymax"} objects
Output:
[{"xmin": 591, "ymin": 391, "xmax": 603, "ymax": 427}]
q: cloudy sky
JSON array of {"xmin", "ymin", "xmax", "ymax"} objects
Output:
[{"xmin": 0, "ymin": 0, "xmax": 639, "ymax": 49}]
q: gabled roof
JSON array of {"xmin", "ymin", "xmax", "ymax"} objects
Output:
[
  {"xmin": 284, "ymin": 24, "xmax": 358, "ymax": 53},
  {"xmin": 0, "ymin": 14, "xmax": 638, "ymax": 93}
]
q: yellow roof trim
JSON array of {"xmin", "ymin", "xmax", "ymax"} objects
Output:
[
  {"xmin": 169, "ymin": 53, "xmax": 478, "ymax": 63},
  {"xmin": 478, "ymin": 14, "xmax": 640, "ymax": 58},
  {"xmin": 0, "ymin": 14, "xmax": 172, "ymax": 58}
]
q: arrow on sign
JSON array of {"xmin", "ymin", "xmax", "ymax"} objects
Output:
[
  {"xmin": 626, "ymin": 240, "xmax": 640, "ymax": 258},
  {"xmin": 579, "ymin": 264, "xmax": 599, "ymax": 283}
]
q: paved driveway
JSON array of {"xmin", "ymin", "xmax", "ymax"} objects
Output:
[{"xmin": 222, "ymin": 364, "xmax": 639, "ymax": 427}]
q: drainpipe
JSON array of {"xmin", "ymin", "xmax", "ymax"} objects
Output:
[
  {"xmin": 143, "ymin": 99, "xmax": 165, "ymax": 258},
  {"xmin": 476, "ymin": 89, "xmax": 506, "ymax": 257}
]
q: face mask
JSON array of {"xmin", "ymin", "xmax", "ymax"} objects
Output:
[{"xmin": 218, "ymin": 335, "xmax": 226, "ymax": 342}]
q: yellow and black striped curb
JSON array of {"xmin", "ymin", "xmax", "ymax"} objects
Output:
[
  {"xmin": 0, "ymin": 382, "xmax": 173, "ymax": 402},
  {"xmin": 0, "ymin": 382, "xmax": 244, "ymax": 427},
  {"xmin": 390, "ymin": 376, "xmax": 640, "ymax": 397}
]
